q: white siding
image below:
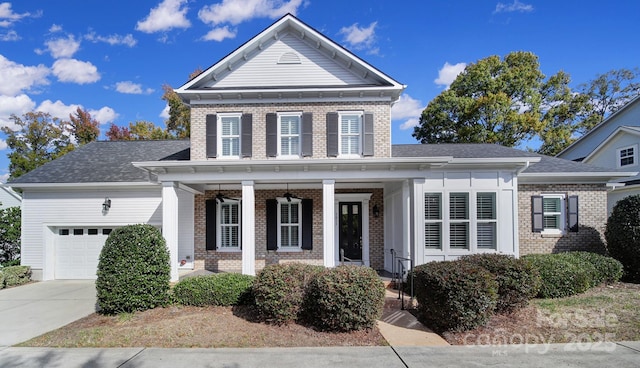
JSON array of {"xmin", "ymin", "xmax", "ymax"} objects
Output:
[
  {"xmin": 0, "ymin": 187, "xmax": 21, "ymax": 209},
  {"xmin": 586, "ymin": 132, "xmax": 640, "ymax": 180},
  {"xmin": 21, "ymin": 187, "xmax": 163, "ymax": 280},
  {"xmin": 208, "ymin": 33, "xmax": 369, "ymax": 88}
]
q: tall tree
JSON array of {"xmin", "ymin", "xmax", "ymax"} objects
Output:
[
  {"xmin": 106, "ymin": 121, "xmax": 172, "ymax": 141},
  {"xmin": 69, "ymin": 107, "xmax": 100, "ymax": 145},
  {"xmin": 0, "ymin": 206, "xmax": 21, "ymax": 264},
  {"xmin": 578, "ymin": 67, "xmax": 640, "ymax": 128},
  {"xmin": 413, "ymin": 52, "xmax": 547, "ymax": 147},
  {"xmin": 161, "ymin": 68, "xmax": 202, "ymax": 139},
  {"xmin": 1, "ymin": 112, "xmax": 74, "ymax": 180}
]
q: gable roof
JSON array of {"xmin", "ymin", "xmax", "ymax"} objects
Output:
[
  {"xmin": 583, "ymin": 125, "xmax": 640, "ymax": 162},
  {"xmin": 557, "ymin": 95, "xmax": 640, "ymax": 160},
  {"xmin": 176, "ymin": 14, "xmax": 405, "ymax": 104},
  {"xmin": 8, "ymin": 140, "xmax": 190, "ymax": 186}
]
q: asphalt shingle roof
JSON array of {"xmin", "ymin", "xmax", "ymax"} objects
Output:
[
  {"xmin": 8, "ymin": 140, "xmax": 190, "ymax": 184},
  {"xmin": 8, "ymin": 141, "xmax": 624, "ymax": 185}
]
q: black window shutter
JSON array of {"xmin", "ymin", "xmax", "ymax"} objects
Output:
[
  {"xmin": 301, "ymin": 112, "xmax": 313, "ymax": 157},
  {"xmin": 301, "ymin": 198, "xmax": 313, "ymax": 250},
  {"xmin": 206, "ymin": 114, "xmax": 217, "ymax": 158},
  {"xmin": 363, "ymin": 112, "xmax": 374, "ymax": 156},
  {"xmin": 266, "ymin": 113, "xmax": 277, "ymax": 157},
  {"xmin": 326, "ymin": 112, "xmax": 339, "ymax": 157},
  {"xmin": 241, "ymin": 113, "xmax": 252, "ymax": 157},
  {"xmin": 567, "ymin": 195, "xmax": 579, "ymax": 232},
  {"xmin": 266, "ymin": 199, "xmax": 278, "ymax": 251},
  {"xmin": 206, "ymin": 199, "xmax": 217, "ymax": 250},
  {"xmin": 531, "ymin": 196, "xmax": 543, "ymax": 233}
]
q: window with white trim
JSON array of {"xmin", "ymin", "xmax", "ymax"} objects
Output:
[
  {"xmin": 218, "ymin": 200, "xmax": 240, "ymax": 249},
  {"xmin": 617, "ymin": 145, "xmax": 637, "ymax": 167},
  {"xmin": 424, "ymin": 193, "xmax": 442, "ymax": 249},
  {"xmin": 476, "ymin": 192, "xmax": 497, "ymax": 249},
  {"xmin": 542, "ymin": 195, "xmax": 564, "ymax": 233},
  {"xmin": 218, "ymin": 113, "xmax": 241, "ymax": 158},
  {"xmin": 449, "ymin": 193, "xmax": 469, "ymax": 249},
  {"xmin": 338, "ymin": 112, "xmax": 362, "ymax": 157},
  {"xmin": 277, "ymin": 198, "xmax": 301, "ymax": 250},
  {"xmin": 278, "ymin": 112, "xmax": 301, "ymax": 157}
]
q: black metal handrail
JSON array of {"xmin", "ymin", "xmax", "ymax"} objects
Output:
[{"xmin": 390, "ymin": 249, "xmax": 414, "ymax": 310}]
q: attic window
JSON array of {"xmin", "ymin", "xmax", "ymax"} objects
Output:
[{"xmin": 278, "ymin": 52, "xmax": 301, "ymax": 64}]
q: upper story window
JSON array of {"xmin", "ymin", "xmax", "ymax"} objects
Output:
[
  {"xmin": 219, "ymin": 113, "xmax": 241, "ymax": 158},
  {"xmin": 205, "ymin": 113, "xmax": 252, "ymax": 159},
  {"xmin": 279, "ymin": 113, "xmax": 301, "ymax": 158},
  {"xmin": 339, "ymin": 112, "xmax": 362, "ymax": 157},
  {"xmin": 617, "ymin": 145, "xmax": 637, "ymax": 167}
]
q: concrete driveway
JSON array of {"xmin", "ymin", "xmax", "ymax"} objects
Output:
[{"xmin": 0, "ymin": 280, "xmax": 96, "ymax": 346}]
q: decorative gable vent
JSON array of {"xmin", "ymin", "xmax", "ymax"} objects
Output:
[{"xmin": 277, "ymin": 52, "xmax": 301, "ymax": 64}]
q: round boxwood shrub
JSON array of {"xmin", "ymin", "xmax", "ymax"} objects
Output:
[
  {"xmin": 96, "ymin": 224, "xmax": 171, "ymax": 314},
  {"xmin": 522, "ymin": 254, "xmax": 591, "ymax": 298},
  {"xmin": 561, "ymin": 252, "xmax": 623, "ymax": 286},
  {"xmin": 1, "ymin": 265, "xmax": 31, "ymax": 287},
  {"xmin": 173, "ymin": 273, "xmax": 255, "ymax": 306},
  {"xmin": 252, "ymin": 263, "xmax": 324, "ymax": 324},
  {"xmin": 605, "ymin": 194, "xmax": 640, "ymax": 283},
  {"xmin": 305, "ymin": 265, "xmax": 385, "ymax": 332},
  {"xmin": 460, "ymin": 254, "xmax": 541, "ymax": 313},
  {"xmin": 413, "ymin": 260, "xmax": 498, "ymax": 332}
]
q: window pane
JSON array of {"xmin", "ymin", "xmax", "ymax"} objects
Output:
[
  {"xmin": 341, "ymin": 136, "xmax": 359, "ymax": 154},
  {"xmin": 450, "ymin": 223, "xmax": 469, "ymax": 248},
  {"xmin": 425, "ymin": 223, "xmax": 442, "ymax": 249},
  {"xmin": 221, "ymin": 117, "xmax": 239, "ymax": 135},
  {"xmin": 543, "ymin": 215, "xmax": 560, "ymax": 229},
  {"xmin": 449, "ymin": 193, "xmax": 469, "ymax": 220},
  {"xmin": 477, "ymin": 193, "xmax": 496, "ymax": 220},
  {"xmin": 281, "ymin": 226, "xmax": 290, "ymax": 247},
  {"xmin": 424, "ymin": 193, "xmax": 441, "ymax": 220},
  {"xmin": 290, "ymin": 226, "xmax": 299, "ymax": 247},
  {"xmin": 477, "ymin": 223, "xmax": 496, "ymax": 249},
  {"xmin": 543, "ymin": 197, "xmax": 561, "ymax": 213}
]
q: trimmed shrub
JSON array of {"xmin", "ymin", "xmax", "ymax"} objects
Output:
[
  {"xmin": 252, "ymin": 263, "xmax": 324, "ymax": 324},
  {"xmin": 173, "ymin": 273, "xmax": 255, "ymax": 306},
  {"xmin": 2, "ymin": 265, "xmax": 31, "ymax": 287},
  {"xmin": 413, "ymin": 260, "xmax": 498, "ymax": 332},
  {"xmin": 605, "ymin": 194, "xmax": 640, "ymax": 283},
  {"xmin": 460, "ymin": 254, "xmax": 541, "ymax": 313},
  {"xmin": 561, "ymin": 252, "xmax": 623, "ymax": 286},
  {"xmin": 306, "ymin": 265, "xmax": 385, "ymax": 332},
  {"xmin": 522, "ymin": 254, "xmax": 591, "ymax": 298},
  {"xmin": 96, "ymin": 224, "xmax": 171, "ymax": 314}
]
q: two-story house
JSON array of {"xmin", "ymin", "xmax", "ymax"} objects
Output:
[
  {"xmin": 558, "ymin": 96, "xmax": 640, "ymax": 213},
  {"xmin": 10, "ymin": 14, "xmax": 634, "ymax": 281}
]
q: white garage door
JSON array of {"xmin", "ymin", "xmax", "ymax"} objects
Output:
[{"xmin": 55, "ymin": 228, "xmax": 113, "ymax": 279}]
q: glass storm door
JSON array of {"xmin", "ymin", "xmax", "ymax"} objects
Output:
[{"xmin": 339, "ymin": 202, "xmax": 362, "ymax": 260}]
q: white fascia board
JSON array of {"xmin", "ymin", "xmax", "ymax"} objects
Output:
[
  {"xmin": 187, "ymin": 95, "xmax": 394, "ymax": 106},
  {"xmin": 583, "ymin": 127, "xmax": 640, "ymax": 163},
  {"xmin": 519, "ymin": 171, "xmax": 638, "ymax": 184},
  {"xmin": 8, "ymin": 182, "xmax": 159, "ymax": 189}
]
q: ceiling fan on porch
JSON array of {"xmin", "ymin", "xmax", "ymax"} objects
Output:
[
  {"xmin": 215, "ymin": 184, "xmax": 233, "ymax": 203},
  {"xmin": 283, "ymin": 183, "xmax": 301, "ymax": 202}
]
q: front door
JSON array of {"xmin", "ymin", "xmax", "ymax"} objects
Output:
[{"xmin": 339, "ymin": 202, "xmax": 362, "ymax": 261}]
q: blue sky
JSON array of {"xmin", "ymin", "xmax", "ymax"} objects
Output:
[{"xmin": 1, "ymin": 0, "xmax": 639, "ymax": 181}]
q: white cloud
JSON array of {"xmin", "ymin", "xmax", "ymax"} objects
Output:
[
  {"xmin": 115, "ymin": 81, "xmax": 154, "ymax": 94},
  {"xmin": 0, "ymin": 139, "xmax": 7, "ymax": 151},
  {"xmin": 0, "ymin": 29, "xmax": 18, "ymax": 41},
  {"xmin": 434, "ymin": 62, "xmax": 466, "ymax": 88},
  {"xmin": 49, "ymin": 24, "xmax": 63, "ymax": 33},
  {"xmin": 392, "ymin": 94, "xmax": 425, "ymax": 131},
  {"xmin": 89, "ymin": 106, "xmax": 118, "ymax": 124},
  {"xmin": 136, "ymin": 0, "xmax": 191, "ymax": 34},
  {"xmin": 0, "ymin": 55, "xmax": 50, "ymax": 95},
  {"xmin": 37, "ymin": 99, "xmax": 80, "ymax": 121},
  {"xmin": 0, "ymin": 2, "xmax": 36, "ymax": 28},
  {"xmin": 0, "ymin": 94, "xmax": 36, "ymax": 129},
  {"xmin": 45, "ymin": 35, "xmax": 81, "ymax": 58},
  {"xmin": 198, "ymin": 0, "xmax": 304, "ymax": 26},
  {"xmin": 85, "ymin": 32, "xmax": 137, "ymax": 47},
  {"xmin": 160, "ymin": 104, "xmax": 170, "ymax": 119},
  {"xmin": 494, "ymin": 1, "xmax": 534, "ymax": 14},
  {"xmin": 52, "ymin": 58, "xmax": 100, "ymax": 84},
  {"xmin": 339, "ymin": 21, "xmax": 378, "ymax": 54},
  {"xmin": 202, "ymin": 26, "xmax": 236, "ymax": 41}
]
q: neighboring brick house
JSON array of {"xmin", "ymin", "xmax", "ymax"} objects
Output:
[{"xmin": 9, "ymin": 14, "xmax": 635, "ymax": 281}]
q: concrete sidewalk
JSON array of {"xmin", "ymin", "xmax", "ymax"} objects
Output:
[{"xmin": 0, "ymin": 342, "xmax": 638, "ymax": 368}]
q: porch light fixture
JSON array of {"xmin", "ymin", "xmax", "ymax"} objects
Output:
[
  {"xmin": 102, "ymin": 198, "xmax": 111, "ymax": 212},
  {"xmin": 372, "ymin": 204, "xmax": 380, "ymax": 218}
]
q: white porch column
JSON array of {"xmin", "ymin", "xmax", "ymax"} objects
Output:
[
  {"xmin": 411, "ymin": 179, "xmax": 426, "ymax": 265},
  {"xmin": 323, "ymin": 180, "xmax": 335, "ymax": 267},
  {"xmin": 241, "ymin": 181, "xmax": 255, "ymax": 275},
  {"xmin": 162, "ymin": 182, "xmax": 179, "ymax": 282}
]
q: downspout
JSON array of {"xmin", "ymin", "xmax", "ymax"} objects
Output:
[{"xmin": 516, "ymin": 161, "xmax": 530, "ymax": 176}]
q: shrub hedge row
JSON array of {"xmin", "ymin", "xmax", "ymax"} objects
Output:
[{"xmin": 173, "ymin": 273, "xmax": 255, "ymax": 306}]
